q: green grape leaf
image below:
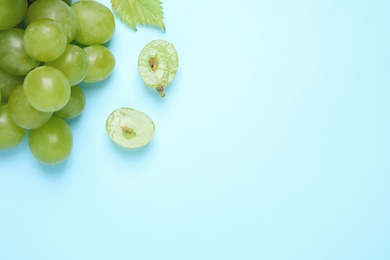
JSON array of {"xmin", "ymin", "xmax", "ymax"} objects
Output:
[{"xmin": 110, "ymin": 0, "xmax": 165, "ymax": 32}]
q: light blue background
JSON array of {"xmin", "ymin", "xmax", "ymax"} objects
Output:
[{"xmin": 1, "ymin": 0, "xmax": 389, "ymax": 259}]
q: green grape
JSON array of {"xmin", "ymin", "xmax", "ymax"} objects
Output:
[
  {"xmin": 45, "ymin": 44, "xmax": 89, "ymax": 86},
  {"xmin": 138, "ymin": 40, "xmax": 179, "ymax": 97},
  {"xmin": 24, "ymin": 66, "xmax": 71, "ymax": 112},
  {"xmin": 0, "ymin": 67, "xmax": 25, "ymax": 103},
  {"xmin": 0, "ymin": 28, "xmax": 40, "ymax": 75},
  {"xmin": 54, "ymin": 85, "xmax": 86, "ymax": 119},
  {"xmin": 23, "ymin": 18, "xmax": 68, "ymax": 62},
  {"xmin": 83, "ymin": 45, "xmax": 115, "ymax": 83},
  {"xmin": 26, "ymin": 0, "xmax": 78, "ymax": 43},
  {"xmin": 71, "ymin": 1, "xmax": 115, "ymax": 45},
  {"xmin": 0, "ymin": 0, "xmax": 27, "ymax": 31},
  {"xmin": 0, "ymin": 104, "xmax": 27, "ymax": 150},
  {"xmin": 106, "ymin": 107, "xmax": 155, "ymax": 148},
  {"xmin": 28, "ymin": 116, "xmax": 73, "ymax": 164},
  {"xmin": 62, "ymin": 0, "xmax": 72, "ymax": 6},
  {"xmin": 8, "ymin": 85, "xmax": 52, "ymax": 129}
]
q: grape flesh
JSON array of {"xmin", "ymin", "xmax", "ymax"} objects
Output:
[
  {"xmin": 8, "ymin": 85, "xmax": 52, "ymax": 129},
  {"xmin": 23, "ymin": 66, "xmax": 71, "ymax": 112},
  {"xmin": 83, "ymin": 45, "xmax": 115, "ymax": 83},
  {"xmin": 71, "ymin": 1, "xmax": 115, "ymax": 45},
  {"xmin": 138, "ymin": 40, "xmax": 179, "ymax": 97},
  {"xmin": 0, "ymin": 104, "xmax": 27, "ymax": 150},
  {"xmin": 28, "ymin": 116, "xmax": 73, "ymax": 164},
  {"xmin": 106, "ymin": 108, "xmax": 155, "ymax": 148},
  {"xmin": 23, "ymin": 18, "xmax": 68, "ymax": 62},
  {"xmin": 0, "ymin": 28, "xmax": 40, "ymax": 76}
]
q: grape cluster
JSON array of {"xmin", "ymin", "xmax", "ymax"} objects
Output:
[{"xmin": 0, "ymin": 0, "xmax": 116, "ymax": 164}]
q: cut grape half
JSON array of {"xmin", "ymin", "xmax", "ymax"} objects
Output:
[
  {"xmin": 106, "ymin": 108, "xmax": 155, "ymax": 148},
  {"xmin": 138, "ymin": 40, "xmax": 179, "ymax": 97}
]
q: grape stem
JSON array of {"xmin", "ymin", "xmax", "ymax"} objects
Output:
[{"xmin": 156, "ymin": 86, "xmax": 165, "ymax": 97}]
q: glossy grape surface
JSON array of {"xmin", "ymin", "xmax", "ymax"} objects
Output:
[
  {"xmin": 0, "ymin": 67, "xmax": 25, "ymax": 103},
  {"xmin": 106, "ymin": 108, "xmax": 155, "ymax": 148},
  {"xmin": 0, "ymin": 104, "xmax": 26, "ymax": 150},
  {"xmin": 28, "ymin": 116, "xmax": 73, "ymax": 164},
  {"xmin": 0, "ymin": 28, "xmax": 40, "ymax": 75},
  {"xmin": 54, "ymin": 85, "xmax": 86, "ymax": 119},
  {"xmin": 71, "ymin": 1, "xmax": 115, "ymax": 45},
  {"xmin": 23, "ymin": 66, "xmax": 71, "ymax": 112},
  {"xmin": 23, "ymin": 18, "xmax": 68, "ymax": 62},
  {"xmin": 83, "ymin": 45, "xmax": 115, "ymax": 83},
  {"xmin": 0, "ymin": 0, "xmax": 27, "ymax": 30},
  {"xmin": 26, "ymin": 0, "xmax": 78, "ymax": 43},
  {"xmin": 45, "ymin": 44, "xmax": 89, "ymax": 86},
  {"xmin": 8, "ymin": 85, "xmax": 52, "ymax": 129}
]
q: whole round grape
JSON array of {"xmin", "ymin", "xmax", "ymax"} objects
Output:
[
  {"xmin": 138, "ymin": 40, "xmax": 179, "ymax": 97},
  {"xmin": 71, "ymin": 1, "xmax": 115, "ymax": 45},
  {"xmin": 106, "ymin": 107, "xmax": 155, "ymax": 149},
  {"xmin": 54, "ymin": 85, "xmax": 86, "ymax": 119},
  {"xmin": 83, "ymin": 45, "xmax": 115, "ymax": 83},
  {"xmin": 8, "ymin": 85, "xmax": 53, "ymax": 129},
  {"xmin": 26, "ymin": 0, "xmax": 78, "ymax": 43},
  {"xmin": 0, "ymin": 67, "xmax": 25, "ymax": 103},
  {"xmin": 0, "ymin": 0, "xmax": 27, "ymax": 30},
  {"xmin": 0, "ymin": 28, "xmax": 40, "ymax": 75},
  {"xmin": 24, "ymin": 66, "xmax": 71, "ymax": 112},
  {"xmin": 45, "ymin": 44, "xmax": 89, "ymax": 86},
  {"xmin": 23, "ymin": 18, "xmax": 68, "ymax": 62},
  {"xmin": 0, "ymin": 104, "xmax": 27, "ymax": 150},
  {"xmin": 28, "ymin": 116, "xmax": 73, "ymax": 164}
]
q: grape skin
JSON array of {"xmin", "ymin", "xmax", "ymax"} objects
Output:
[
  {"xmin": 0, "ymin": 28, "xmax": 40, "ymax": 75},
  {"xmin": 0, "ymin": 0, "xmax": 27, "ymax": 30},
  {"xmin": 45, "ymin": 44, "xmax": 90, "ymax": 86},
  {"xmin": 23, "ymin": 66, "xmax": 71, "ymax": 113},
  {"xmin": 71, "ymin": 1, "xmax": 115, "ymax": 45},
  {"xmin": 54, "ymin": 85, "xmax": 86, "ymax": 119},
  {"xmin": 8, "ymin": 85, "xmax": 52, "ymax": 129},
  {"xmin": 83, "ymin": 45, "xmax": 116, "ymax": 83},
  {"xmin": 23, "ymin": 18, "xmax": 68, "ymax": 62},
  {"xmin": 28, "ymin": 116, "xmax": 73, "ymax": 164},
  {"xmin": 0, "ymin": 104, "xmax": 26, "ymax": 150},
  {"xmin": 26, "ymin": 0, "xmax": 78, "ymax": 43}
]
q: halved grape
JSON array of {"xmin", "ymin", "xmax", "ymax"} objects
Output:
[
  {"xmin": 106, "ymin": 108, "xmax": 155, "ymax": 148},
  {"xmin": 138, "ymin": 40, "xmax": 179, "ymax": 97},
  {"xmin": 28, "ymin": 116, "xmax": 73, "ymax": 164},
  {"xmin": 0, "ymin": 104, "xmax": 27, "ymax": 150}
]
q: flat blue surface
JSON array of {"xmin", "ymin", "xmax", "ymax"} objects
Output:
[{"xmin": 1, "ymin": 0, "xmax": 390, "ymax": 259}]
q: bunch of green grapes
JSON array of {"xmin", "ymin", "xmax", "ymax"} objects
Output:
[{"xmin": 0, "ymin": 0, "xmax": 116, "ymax": 164}]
